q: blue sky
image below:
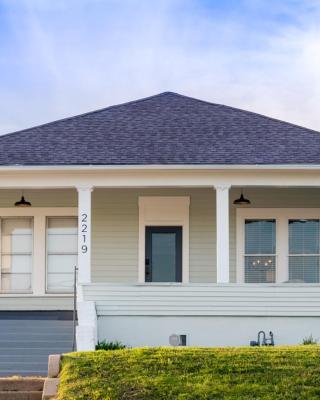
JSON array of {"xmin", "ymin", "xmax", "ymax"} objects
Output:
[{"xmin": 0, "ymin": 0, "xmax": 320, "ymax": 134}]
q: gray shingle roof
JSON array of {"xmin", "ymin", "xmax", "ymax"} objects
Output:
[{"xmin": 1, "ymin": 91, "xmax": 320, "ymax": 166}]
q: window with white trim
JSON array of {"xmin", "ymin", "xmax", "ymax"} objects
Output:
[
  {"xmin": 244, "ymin": 219, "xmax": 276, "ymax": 283},
  {"xmin": 46, "ymin": 217, "xmax": 77, "ymax": 293},
  {"xmin": 0, "ymin": 218, "xmax": 33, "ymax": 292},
  {"xmin": 289, "ymin": 219, "xmax": 320, "ymax": 283}
]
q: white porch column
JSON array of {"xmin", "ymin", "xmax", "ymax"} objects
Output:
[
  {"xmin": 32, "ymin": 215, "xmax": 46, "ymax": 295},
  {"xmin": 215, "ymin": 184, "xmax": 231, "ymax": 283},
  {"xmin": 77, "ymin": 186, "xmax": 93, "ymax": 284}
]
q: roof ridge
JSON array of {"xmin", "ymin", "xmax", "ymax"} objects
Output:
[
  {"xmin": 1, "ymin": 91, "xmax": 319, "ymax": 140},
  {"xmin": 0, "ymin": 91, "xmax": 320, "ymax": 166},
  {"xmin": 0, "ymin": 92, "xmax": 174, "ymax": 139},
  {"xmin": 169, "ymin": 92, "xmax": 320, "ymax": 135}
]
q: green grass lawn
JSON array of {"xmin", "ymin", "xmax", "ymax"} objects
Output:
[{"xmin": 58, "ymin": 346, "xmax": 320, "ymax": 400}]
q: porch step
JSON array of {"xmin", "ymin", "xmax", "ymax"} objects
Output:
[
  {"xmin": 0, "ymin": 377, "xmax": 44, "ymax": 400},
  {"xmin": 0, "ymin": 378, "xmax": 44, "ymax": 391},
  {"xmin": 0, "ymin": 311, "xmax": 73, "ymax": 377},
  {"xmin": 0, "ymin": 392, "xmax": 42, "ymax": 400}
]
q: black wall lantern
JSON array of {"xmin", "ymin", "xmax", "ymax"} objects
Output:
[
  {"xmin": 15, "ymin": 192, "xmax": 32, "ymax": 207},
  {"xmin": 233, "ymin": 190, "xmax": 251, "ymax": 205}
]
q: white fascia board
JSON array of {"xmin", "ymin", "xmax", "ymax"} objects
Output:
[{"xmin": 0, "ymin": 164, "xmax": 320, "ymax": 172}]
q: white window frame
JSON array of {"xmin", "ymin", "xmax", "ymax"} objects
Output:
[
  {"xmin": 138, "ymin": 197, "xmax": 190, "ymax": 283},
  {"xmin": 0, "ymin": 216, "xmax": 34, "ymax": 293},
  {"xmin": 0, "ymin": 208, "xmax": 77, "ymax": 297},
  {"xmin": 236, "ymin": 208, "xmax": 320, "ymax": 284},
  {"xmin": 45, "ymin": 216, "xmax": 78, "ymax": 294}
]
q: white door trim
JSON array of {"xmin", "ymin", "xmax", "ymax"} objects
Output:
[{"xmin": 138, "ymin": 196, "xmax": 190, "ymax": 283}]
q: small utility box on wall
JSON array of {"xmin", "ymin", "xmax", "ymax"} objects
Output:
[{"xmin": 169, "ymin": 334, "xmax": 187, "ymax": 346}]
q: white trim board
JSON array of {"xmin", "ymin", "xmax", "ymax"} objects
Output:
[
  {"xmin": 138, "ymin": 196, "xmax": 190, "ymax": 283},
  {"xmin": 3, "ymin": 170, "xmax": 320, "ymax": 189},
  {"xmin": 236, "ymin": 208, "xmax": 320, "ymax": 284},
  {"xmin": 1, "ymin": 164, "xmax": 320, "ymax": 171}
]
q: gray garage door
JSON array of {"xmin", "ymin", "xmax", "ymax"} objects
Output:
[{"xmin": 0, "ymin": 311, "xmax": 73, "ymax": 376}]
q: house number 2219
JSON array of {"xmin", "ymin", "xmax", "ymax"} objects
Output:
[{"xmin": 81, "ymin": 213, "xmax": 88, "ymax": 253}]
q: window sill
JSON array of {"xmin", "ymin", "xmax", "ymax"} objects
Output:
[{"xmin": 46, "ymin": 292, "xmax": 73, "ymax": 295}]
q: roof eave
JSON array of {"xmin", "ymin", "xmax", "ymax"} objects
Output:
[{"xmin": 0, "ymin": 164, "xmax": 320, "ymax": 172}]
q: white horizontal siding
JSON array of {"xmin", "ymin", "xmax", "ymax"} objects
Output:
[
  {"xmin": 82, "ymin": 283, "xmax": 320, "ymax": 317},
  {"xmin": 92, "ymin": 188, "xmax": 215, "ymax": 283},
  {"xmin": 92, "ymin": 190, "xmax": 138, "ymax": 282},
  {"xmin": 92, "ymin": 187, "xmax": 320, "ymax": 285}
]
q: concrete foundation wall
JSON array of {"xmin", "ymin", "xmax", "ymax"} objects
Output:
[{"xmin": 98, "ymin": 315, "xmax": 320, "ymax": 347}]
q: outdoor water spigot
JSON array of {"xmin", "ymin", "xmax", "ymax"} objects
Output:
[
  {"xmin": 268, "ymin": 331, "xmax": 274, "ymax": 346},
  {"xmin": 250, "ymin": 330, "xmax": 275, "ymax": 346}
]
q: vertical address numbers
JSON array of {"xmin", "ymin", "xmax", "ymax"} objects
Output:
[{"xmin": 81, "ymin": 213, "xmax": 88, "ymax": 253}]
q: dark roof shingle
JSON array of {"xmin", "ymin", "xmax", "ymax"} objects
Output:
[{"xmin": 0, "ymin": 91, "xmax": 319, "ymax": 166}]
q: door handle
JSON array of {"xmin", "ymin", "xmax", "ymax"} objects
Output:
[{"xmin": 145, "ymin": 258, "xmax": 151, "ymax": 276}]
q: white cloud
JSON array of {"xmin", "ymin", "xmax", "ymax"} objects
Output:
[{"xmin": 0, "ymin": 0, "xmax": 320, "ymax": 133}]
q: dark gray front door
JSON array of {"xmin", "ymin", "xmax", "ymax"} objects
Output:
[{"xmin": 145, "ymin": 226, "xmax": 182, "ymax": 282}]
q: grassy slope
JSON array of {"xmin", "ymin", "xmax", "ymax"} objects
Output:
[{"xmin": 58, "ymin": 347, "xmax": 320, "ymax": 400}]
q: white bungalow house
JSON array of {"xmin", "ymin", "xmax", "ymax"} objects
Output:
[{"xmin": 1, "ymin": 92, "xmax": 320, "ymax": 369}]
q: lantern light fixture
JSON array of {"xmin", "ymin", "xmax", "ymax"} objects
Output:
[
  {"xmin": 233, "ymin": 190, "xmax": 251, "ymax": 205},
  {"xmin": 14, "ymin": 192, "xmax": 31, "ymax": 207}
]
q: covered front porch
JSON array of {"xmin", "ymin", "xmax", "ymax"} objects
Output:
[
  {"xmin": 75, "ymin": 182, "xmax": 320, "ymax": 349},
  {"xmin": 2, "ymin": 185, "xmax": 320, "ymax": 297},
  {"xmin": 1, "ymin": 168, "xmax": 320, "ymax": 347},
  {"xmin": 84, "ymin": 186, "xmax": 320, "ymax": 286}
]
